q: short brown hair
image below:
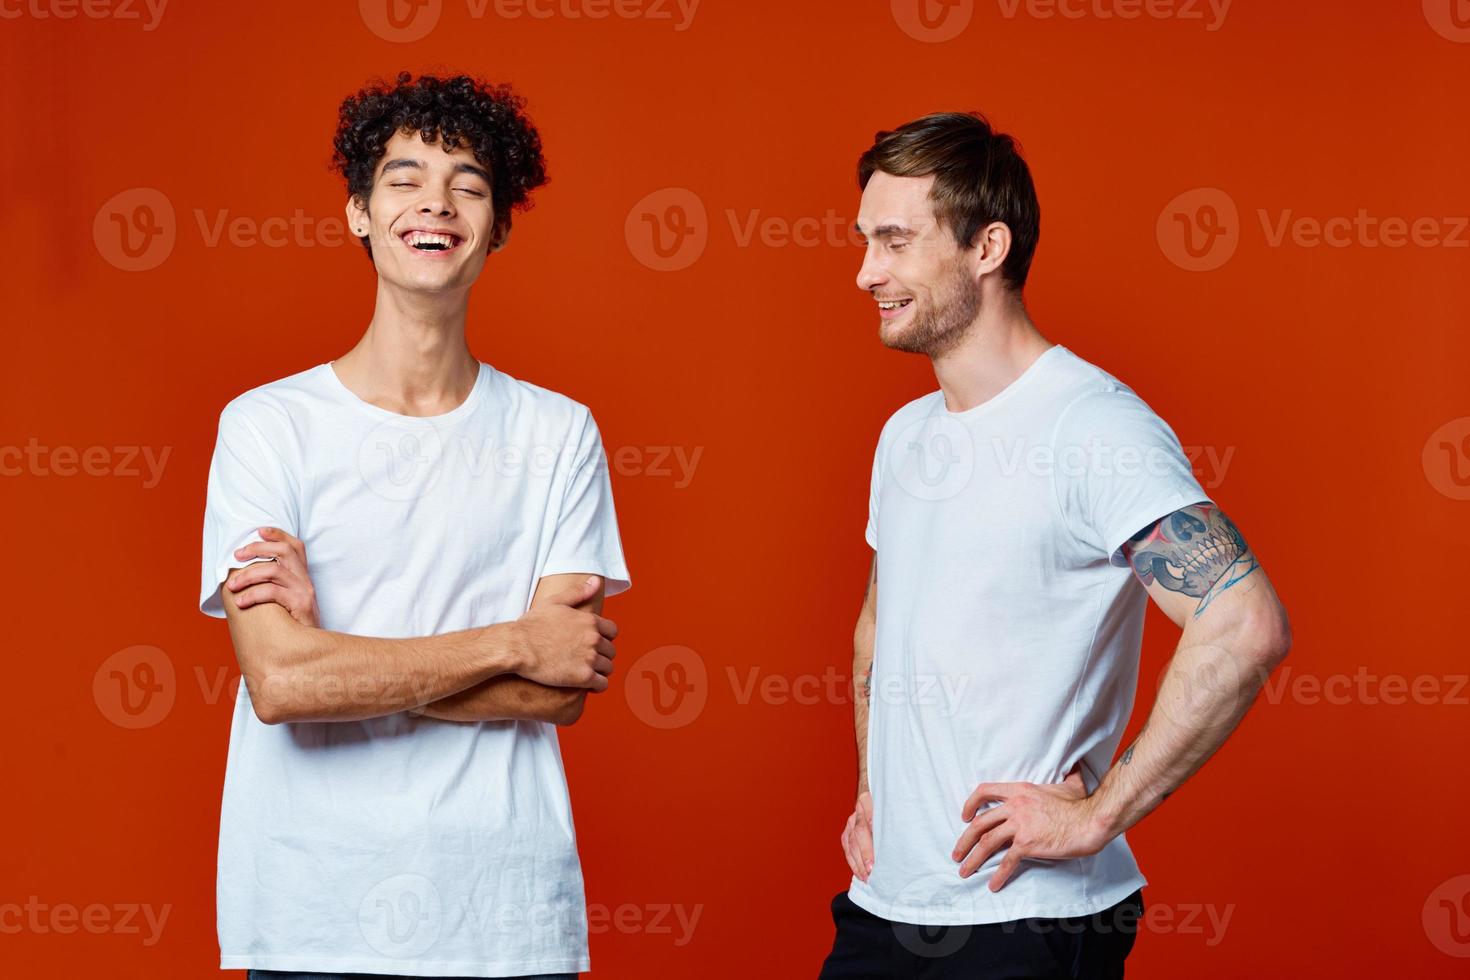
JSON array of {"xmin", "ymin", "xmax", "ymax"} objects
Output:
[{"xmin": 858, "ymin": 112, "xmax": 1039, "ymax": 291}]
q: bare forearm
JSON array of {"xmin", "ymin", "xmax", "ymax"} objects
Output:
[
  {"xmin": 412, "ymin": 675, "xmax": 585, "ymax": 725},
  {"xmin": 245, "ymin": 620, "xmax": 525, "ymax": 724},
  {"xmin": 1088, "ymin": 607, "xmax": 1288, "ymax": 841},
  {"xmin": 407, "ymin": 573, "xmax": 609, "ymax": 724},
  {"xmin": 854, "ymin": 611, "xmax": 875, "ymax": 795}
]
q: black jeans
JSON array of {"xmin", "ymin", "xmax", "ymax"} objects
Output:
[{"xmin": 817, "ymin": 888, "xmax": 1144, "ymax": 979}]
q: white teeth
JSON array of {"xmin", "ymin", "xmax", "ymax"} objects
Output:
[
  {"xmin": 404, "ymin": 231, "xmax": 456, "ymax": 248},
  {"xmin": 878, "ymin": 299, "xmax": 911, "ymax": 310}
]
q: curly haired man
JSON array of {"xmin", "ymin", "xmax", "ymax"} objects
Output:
[{"xmin": 197, "ymin": 72, "xmax": 630, "ymax": 979}]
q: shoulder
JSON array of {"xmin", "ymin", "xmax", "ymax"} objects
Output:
[
  {"xmin": 214, "ymin": 364, "xmax": 322, "ymax": 439},
  {"xmin": 486, "ymin": 364, "xmax": 599, "ymax": 444},
  {"xmin": 1047, "ymin": 349, "xmax": 1179, "ymax": 444},
  {"xmin": 875, "ymin": 390, "xmax": 945, "ymax": 446}
]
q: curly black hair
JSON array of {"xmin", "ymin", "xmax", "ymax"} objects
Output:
[{"xmin": 331, "ymin": 71, "xmax": 548, "ymax": 257}]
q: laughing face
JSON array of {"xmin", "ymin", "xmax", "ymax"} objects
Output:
[
  {"xmin": 855, "ymin": 171, "xmax": 980, "ymax": 358},
  {"xmin": 345, "ymin": 129, "xmax": 504, "ymax": 293}
]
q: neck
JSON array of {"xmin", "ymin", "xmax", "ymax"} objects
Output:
[
  {"xmin": 332, "ymin": 282, "xmax": 478, "ymax": 416},
  {"xmin": 931, "ymin": 296, "xmax": 1052, "ymax": 413}
]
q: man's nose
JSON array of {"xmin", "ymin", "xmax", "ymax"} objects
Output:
[{"xmin": 856, "ymin": 250, "xmax": 886, "ymax": 291}]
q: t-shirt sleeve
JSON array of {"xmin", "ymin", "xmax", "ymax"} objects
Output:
[
  {"xmin": 1052, "ymin": 384, "xmax": 1212, "ymax": 567},
  {"xmin": 198, "ymin": 402, "xmax": 301, "ymax": 618},
  {"xmin": 864, "ymin": 435, "xmax": 882, "ymax": 550},
  {"xmin": 540, "ymin": 409, "xmax": 632, "ymax": 597}
]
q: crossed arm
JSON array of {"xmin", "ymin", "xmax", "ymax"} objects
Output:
[{"xmin": 218, "ymin": 527, "xmax": 617, "ymax": 726}]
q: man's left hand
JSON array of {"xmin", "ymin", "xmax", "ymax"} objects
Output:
[{"xmin": 952, "ymin": 763, "xmax": 1107, "ymax": 891}]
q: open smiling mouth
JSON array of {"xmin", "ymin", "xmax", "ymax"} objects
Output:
[{"xmin": 401, "ymin": 230, "xmax": 463, "ymax": 254}]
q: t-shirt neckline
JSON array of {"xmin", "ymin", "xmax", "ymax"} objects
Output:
[
  {"xmin": 941, "ymin": 343, "xmax": 1066, "ymax": 420},
  {"xmin": 319, "ymin": 359, "xmax": 489, "ymax": 423}
]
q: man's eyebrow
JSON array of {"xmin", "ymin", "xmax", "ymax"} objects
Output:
[
  {"xmin": 380, "ymin": 158, "xmax": 492, "ymax": 184},
  {"xmin": 854, "ymin": 222, "xmax": 915, "ymax": 238}
]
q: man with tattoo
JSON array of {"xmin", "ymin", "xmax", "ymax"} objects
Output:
[{"xmin": 821, "ymin": 113, "xmax": 1291, "ymax": 978}]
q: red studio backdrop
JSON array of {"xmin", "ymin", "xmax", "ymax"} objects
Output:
[{"xmin": 2, "ymin": 1, "xmax": 1468, "ymax": 977}]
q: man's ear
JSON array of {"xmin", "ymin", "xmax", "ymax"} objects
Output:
[
  {"xmin": 488, "ymin": 217, "xmax": 512, "ymax": 253},
  {"xmin": 966, "ymin": 220, "xmax": 1012, "ymax": 286},
  {"xmin": 344, "ymin": 196, "xmax": 370, "ymax": 240}
]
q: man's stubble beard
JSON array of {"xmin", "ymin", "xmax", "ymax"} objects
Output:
[{"xmin": 881, "ymin": 260, "xmax": 981, "ymax": 358}]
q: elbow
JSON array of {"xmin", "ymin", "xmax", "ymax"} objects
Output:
[
  {"xmin": 244, "ymin": 670, "xmax": 296, "ymax": 725},
  {"xmin": 1243, "ymin": 600, "xmax": 1292, "ymax": 671},
  {"xmin": 239, "ymin": 635, "xmax": 313, "ymax": 726}
]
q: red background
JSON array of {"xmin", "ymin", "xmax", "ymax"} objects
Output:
[{"xmin": 3, "ymin": 0, "xmax": 1468, "ymax": 976}]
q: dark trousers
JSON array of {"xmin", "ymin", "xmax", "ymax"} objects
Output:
[{"xmin": 818, "ymin": 888, "xmax": 1144, "ymax": 979}]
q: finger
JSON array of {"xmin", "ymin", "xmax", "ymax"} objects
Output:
[
  {"xmin": 842, "ymin": 819, "xmax": 865, "ymax": 881},
  {"xmin": 960, "ymin": 826, "xmax": 1015, "ymax": 878},
  {"xmin": 587, "ymin": 672, "xmax": 609, "ymax": 694},
  {"xmin": 855, "ymin": 809, "xmax": 875, "ymax": 876},
  {"xmin": 595, "ymin": 638, "xmax": 616, "ymax": 659},
  {"xmin": 594, "ymin": 615, "xmax": 619, "ymax": 641},
  {"xmin": 233, "ymin": 583, "xmax": 286, "ymax": 610},
  {"xmin": 226, "ymin": 562, "xmax": 287, "ymax": 592},
  {"xmin": 962, "ymin": 783, "xmax": 1020, "ymax": 821},
  {"xmin": 556, "ymin": 575, "xmax": 603, "ymax": 608},
  {"xmin": 234, "ymin": 541, "xmax": 292, "ymax": 565},
  {"xmin": 592, "ymin": 655, "xmax": 614, "ymax": 677},
  {"xmin": 989, "ymin": 850, "xmax": 1023, "ymax": 892},
  {"xmin": 259, "ymin": 526, "xmax": 307, "ymax": 559},
  {"xmin": 951, "ymin": 805, "xmax": 1007, "ymax": 862}
]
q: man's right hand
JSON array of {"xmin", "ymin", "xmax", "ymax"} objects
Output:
[
  {"xmin": 513, "ymin": 575, "xmax": 619, "ymax": 691},
  {"xmin": 841, "ymin": 790, "xmax": 875, "ymax": 882}
]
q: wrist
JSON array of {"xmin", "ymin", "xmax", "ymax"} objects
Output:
[
  {"xmin": 484, "ymin": 621, "xmax": 528, "ymax": 677},
  {"xmin": 1085, "ymin": 793, "xmax": 1123, "ymax": 850}
]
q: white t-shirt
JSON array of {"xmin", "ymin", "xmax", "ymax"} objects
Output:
[
  {"xmin": 849, "ymin": 344, "xmax": 1209, "ymax": 925},
  {"xmin": 198, "ymin": 359, "xmax": 630, "ymax": 976}
]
